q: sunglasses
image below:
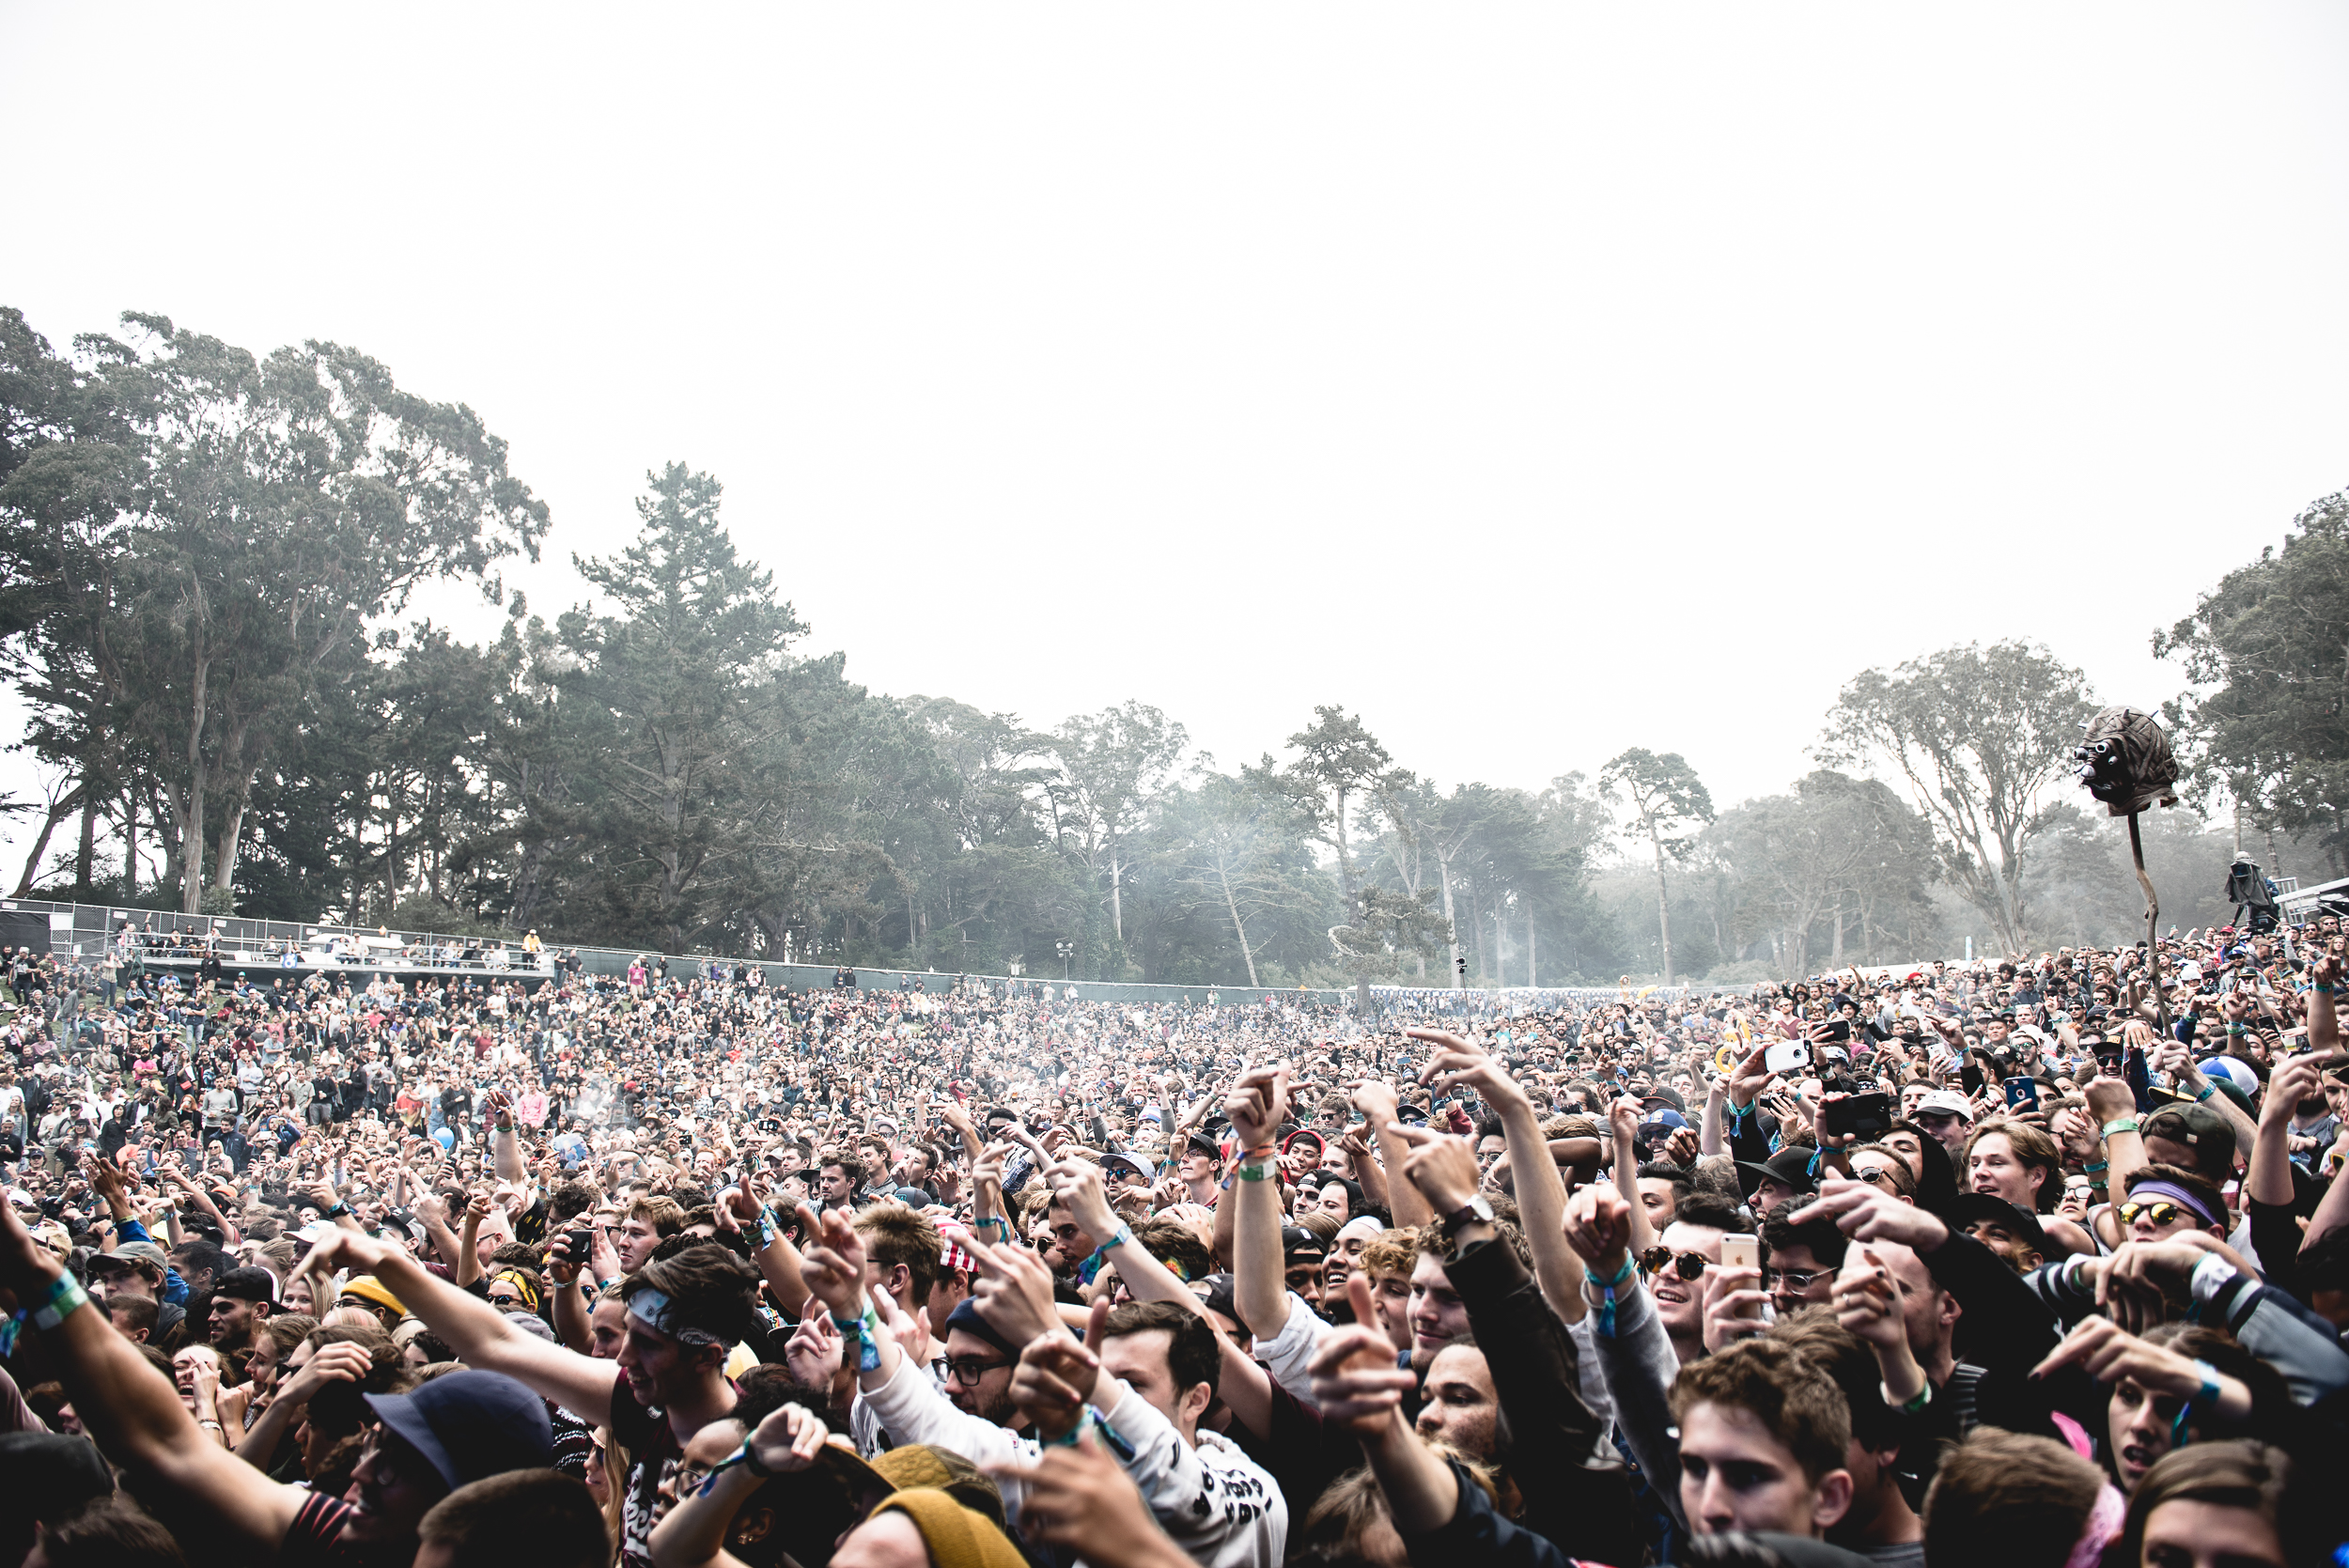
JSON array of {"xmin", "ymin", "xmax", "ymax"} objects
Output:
[
  {"xmin": 1853, "ymin": 1167, "xmax": 1901, "ymax": 1188},
  {"xmin": 1637, "ymin": 1248, "xmax": 1711, "ymax": 1281},
  {"xmin": 2118, "ymin": 1201, "xmax": 2196, "ymax": 1229}
]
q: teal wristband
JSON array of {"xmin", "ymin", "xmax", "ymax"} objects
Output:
[
  {"xmin": 1045, "ymin": 1409, "xmax": 1097, "ymax": 1448},
  {"xmin": 32, "ymin": 1272, "xmax": 87, "ymax": 1330}
]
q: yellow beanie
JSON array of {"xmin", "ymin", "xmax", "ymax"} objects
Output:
[{"xmin": 870, "ymin": 1487, "xmax": 1027, "ymax": 1568}]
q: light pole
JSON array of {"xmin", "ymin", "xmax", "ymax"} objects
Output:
[{"xmin": 1056, "ymin": 939, "xmax": 1073, "ymax": 979}]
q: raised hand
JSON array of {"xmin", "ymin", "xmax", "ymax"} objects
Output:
[
  {"xmin": 1725, "ymin": 1040, "xmax": 1776, "ymax": 1107},
  {"xmin": 2049, "ymin": 1105, "xmax": 2101, "ymax": 1166},
  {"xmin": 2030, "ymin": 1316, "xmax": 2250, "ymax": 1420},
  {"xmin": 1610, "ymin": 1097, "xmax": 1641, "ymax": 1160},
  {"xmin": 276, "ymin": 1340, "xmax": 378, "ymax": 1406},
  {"xmin": 1223, "ymin": 1063, "xmax": 1290, "ymax": 1152},
  {"xmin": 588, "ymin": 1223, "xmax": 621, "ymax": 1282},
  {"xmin": 1305, "ymin": 1278, "xmax": 1416, "ymax": 1436},
  {"xmin": 303, "ymin": 1226, "xmax": 397, "ymax": 1279},
  {"xmin": 1408, "ymin": 1029, "xmax": 1530, "ymax": 1112},
  {"xmin": 2095, "ymin": 1238, "xmax": 2210, "ymax": 1335},
  {"xmin": 744, "ymin": 1401, "xmax": 830, "ymax": 1473},
  {"xmin": 1832, "ymin": 1245, "xmax": 1911, "ymax": 1354},
  {"xmin": 792, "ymin": 1203, "xmax": 871, "ymax": 1318},
  {"xmin": 86, "ymin": 1155, "xmax": 129, "ymax": 1214},
  {"xmin": 1809, "ymin": 1174, "xmax": 1949, "ymax": 1253},
  {"xmin": 968, "ymin": 1239, "xmax": 1063, "ymax": 1350},
  {"xmin": 872, "ymin": 1287, "xmax": 929, "ymax": 1364},
  {"xmin": 2262, "ymin": 1054, "xmax": 2326, "ymax": 1128},
  {"xmin": 1563, "ymin": 1181, "xmax": 1632, "ymax": 1274},
  {"xmin": 1701, "ymin": 1261, "xmax": 1769, "ymax": 1353},
  {"xmin": 1010, "ymin": 1298, "xmax": 1110, "ymax": 1439},
  {"xmin": 984, "ymin": 1427, "xmax": 1174, "ymax": 1563},
  {"xmin": 784, "ymin": 1310, "xmax": 846, "ymax": 1387},
  {"xmin": 1348, "ymin": 1079, "xmax": 1400, "ymax": 1126},
  {"xmin": 1387, "ymin": 1122, "xmax": 1480, "ymax": 1217}
]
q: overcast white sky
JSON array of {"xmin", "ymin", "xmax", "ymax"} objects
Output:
[{"xmin": 5, "ymin": 4, "xmax": 2348, "ymax": 879}]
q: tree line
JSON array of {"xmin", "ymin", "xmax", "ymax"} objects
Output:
[{"xmin": 0, "ymin": 308, "xmax": 2333, "ymax": 985}]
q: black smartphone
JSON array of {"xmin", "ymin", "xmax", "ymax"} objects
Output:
[{"xmin": 1820, "ymin": 1092, "xmax": 1893, "ymax": 1141}]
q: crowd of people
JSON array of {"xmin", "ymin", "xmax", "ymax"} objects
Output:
[{"xmin": 0, "ymin": 913, "xmax": 2345, "ymax": 1567}]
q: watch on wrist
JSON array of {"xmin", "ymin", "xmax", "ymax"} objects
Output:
[{"xmin": 1440, "ymin": 1195, "xmax": 1495, "ymax": 1235}]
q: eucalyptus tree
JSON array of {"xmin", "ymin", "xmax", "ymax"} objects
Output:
[
  {"xmin": 1599, "ymin": 748, "xmax": 1715, "ymax": 985},
  {"xmin": 6, "ymin": 313, "xmax": 547, "ymax": 914},
  {"xmin": 1046, "ymin": 701, "xmax": 1188, "ymax": 948},
  {"xmin": 1822, "ymin": 640, "xmax": 2094, "ymax": 955},
  {"xmin": 2156, "ymin": 490, "xmax": 2349, "ymax": 874}
]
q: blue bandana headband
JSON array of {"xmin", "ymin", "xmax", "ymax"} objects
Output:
[{"xmin": 628, "ymin": 1286, "xmax": 724, "ymax": 1348}]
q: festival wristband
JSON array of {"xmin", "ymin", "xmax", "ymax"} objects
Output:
[
  {"xmin": 2102, "ymin": 1117, "xmax": 2140, "ymax": 1137},
  {"xmin": 1044, "ymin": 1407, "xmax": 1137, "ymax": 1460},
  {"xmin": 1884, "ymin": 1380, "xmax": 1932, "ymax": 1415},
  {"xmin": 700, "ymin": 1441, "xmax": 770, "ymax": 1493},
  {"xmin": 32, "ymin": 1270, "xmax": 88, "ymax": 1331},
  {"xmin": 1592, "ymin": 1254, "xmax": 1635, "ymax": 1339}
]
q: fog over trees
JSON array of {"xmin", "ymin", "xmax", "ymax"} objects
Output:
[{"xmin": 3, "ymin": 308, "xmax": 2338, "ymax": 983}]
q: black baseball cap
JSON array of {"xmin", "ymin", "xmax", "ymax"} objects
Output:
[
  {"xmin": 1943, "ymin": 1192, "xmax": 2050, "ymax": 1256},
  {"xmin": 1735, "ymin": 1146, "xmax": 1818, "ymax": 1195},
  {"xmin": 212, "ymin": 1265, "xmax": 280, "ymax": 1305}
]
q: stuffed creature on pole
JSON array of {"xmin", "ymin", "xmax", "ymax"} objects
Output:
[{"xmin": 2073, "ymin": 707, "xmax": 2181, "ymax": 1036}]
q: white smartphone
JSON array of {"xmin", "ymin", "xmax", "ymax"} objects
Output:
[
  {"xmin": 1763, "ymin": 1038, "xmax": 1812, "ymax": 1076},
  {"xmin": 1719, "ymin": 1234, "xmax": 1763, "ymax": 1316}
]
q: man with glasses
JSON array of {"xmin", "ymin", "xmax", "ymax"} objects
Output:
[
  {"xmin": 936, "ymin": 1299, "xmax": 1024, "ymax": 1425},
  {"xmin": 2116, "ymin": 1164, "xmax": 2232, "ymax": 1243},
  {"xmin": 1630, "ymin": 1191, "xmax": 1746, "ymax": 1367},
  {"xmin": 1758, "ymin": 1201, "xmax": 1845, "ymax": 1316}
]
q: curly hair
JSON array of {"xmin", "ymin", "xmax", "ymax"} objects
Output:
[{"xmin": 1359, "ymin": 1228, "xmax": 1418, "ymax": 1282}]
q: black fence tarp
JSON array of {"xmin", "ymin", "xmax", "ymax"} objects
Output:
[{"xmin": 0, "ymin": 911, "xmax": 52, "ymax": 955}]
